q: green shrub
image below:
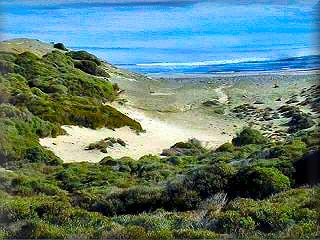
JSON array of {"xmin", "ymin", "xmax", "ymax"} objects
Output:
[
  {"xmin": 215, "ymin": 211, "xmax": 256, "ymax": 236},
  {"xmin": 0, "ymin": 113, "xmax": 62, "ymax": 166},
  {"xmin": 173, "ymin": 229, "xmax": 218, "ymax": 239},
  {"xmin": 216, "ymin": 187, "xmax": 318, "ymax": 236},
  {"xmin": 53, "ymin": 43, "xmax": 68, "ymax": 51},
  {"xmin": 232, "ymin": 127, "xmax": 267, "ymax": 146},
  {"xmin": 66, "ymin": 51, "xmax": 101, "ymax": 65},
  {"xmin": 74, "ymin": 60, "xmax": 98, "ymax": 75},
  {"xmin": 165, "ymin": 179, "xmax": 201, "ymax": 211},
  {"xmin": 14, "ymin": 220, "xmax": 66, "ymax": 239},
  {"xmin": 91, "ymin": 186, "xmax": 165, "ymax": 216},
  {"xmin": 185, "ymin": 162, "xmax": 236, "ymax": 198},
  {"xmin": 229, "ymin": 166, "xmax": 290, "ymax": 199},
  {"xmin": 147, "ymin": 229, "xmax": 174, "ymax": 240},
  {"xmin": 0, "ymin": 60, "xmax": 17, "ymax": 74},
  {"xmin": 215, "ymin": 142, "xmax": 234, "ymax": 152},
  {"xmin": 288, "ymin": 111, "xmax": 315, "ymax": 133},
  {"xmin": 269, "ymin": 139, "xmax": 307, "ymax": 160},
  {"xmin": 113, "ymin": 213, "xmax": 173, "ymax": 231},
  {"xmin": 0, "ymin": 86, "xmax": 11, "ymax": 104},
  {"xmin": 280, "ymin": 222, "xmax": 319, "ymax": 239},
  {"xmin": 294, "ymin": 150, "xmax": 320, "ymax": 186},
  {"xmin": 0, "ymin": 51, "xmax": 18, "ymax": 62}
]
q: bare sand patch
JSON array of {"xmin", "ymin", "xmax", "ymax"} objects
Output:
[{"xmin": 40, "ymin": 105, "xmax": 231, "ymax": 163}]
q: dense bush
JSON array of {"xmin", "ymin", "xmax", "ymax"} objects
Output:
[
  {"xmin": 53, "ymin": 42, "xmax": 68, "ymax": 51},
  {"xmin": 288, "ymin": 111, "xmax": 315, "ymax": 133},
  {"xmin": 209, "ymin": 187, "xmax": 319, "ymax": 237},
  {"xmin": 215, "ymin": 142, "xmax": 234, "ymax": 152},
  {"xmin": 66, "ymin": 51, "xmax": 101, "ymax": 65},
  {"xmin": 161, "ymin": 138, "xmax": 207, "ymax": 156},
  {"xmin": 74, "ymin": 60, "xmax": 98, "ymax": 75},
  {"xmin": 184, "ymin": 162, "xmax": 236, "ymax": 198},
  {"xmin": 232, "ymin": 127, "xmax": 267, "ymax": 146},
  {"xmin": 0, "ymin": 104, "xmax": 62, "ymax": 166},
  {"xmin": 91, "ymin": 186, "xmax": 166, "ymax": 216},
  {"xmin": 229, "ymin": 166, "xmax": 290, "ymax": 199},
  {"xmin": 294, "ymin": 150, "xmax": 320, "ymax": 186}
]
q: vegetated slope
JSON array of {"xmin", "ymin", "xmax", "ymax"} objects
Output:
[
  {"xmin": 0, "ymin": 40, "xmax": 142, "ymax": 167},
  {"xmin": 0, "ymin": 126, "xmax": 319, "ymax": 239},
  {"xmin": 0, "ymin": 38, "xmax": 147, "ymax": 80},
  {"xmin": 0, "ymin": 40, "xmax": 319, "ymax": 239}
]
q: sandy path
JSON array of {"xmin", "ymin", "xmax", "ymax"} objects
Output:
[
  {"xmin": 40, "ymin": 104, "xmax": 231, "ymax": 163},
  {"xmin": 215, "ymin": 86, "xmax": 229, "ymax": 104}
]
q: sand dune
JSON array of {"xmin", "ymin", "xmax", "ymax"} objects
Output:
[{"xmin": 40, "ymin": 104, "xmax": 231, "ymax": 163}]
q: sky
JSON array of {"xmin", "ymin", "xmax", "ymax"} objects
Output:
[{"xmin": 0, "ymin": 0, "xmax": 319, "ymax": 64}]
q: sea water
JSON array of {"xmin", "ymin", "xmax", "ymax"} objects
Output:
[{"xmin": 1, "ymin": 0, "xmax": 319, "ymax": 75}]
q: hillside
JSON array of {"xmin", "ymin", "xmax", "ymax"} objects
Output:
[
  {"xmin": 0, "ymin": 39, "xmax": 319, "ymax": 239},
  {"xmin": 0, "ymin": 39, "xmax": 142, "ymax": 167}
]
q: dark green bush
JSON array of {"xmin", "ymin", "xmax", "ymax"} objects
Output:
[
  {"xmin": 161, "ymin": 138, "xmax": 207, "ymax": 156},
  {"xmin": 229, "ymin": 166, "xmax": 290, "ymax": 199},
  {"xmin": 173, "ymin": 229, "xmax": 218, "ymax": 239},
  {"xmin": 92, "ymin": 186, "xmax": 165, "ymax": 216},
  {"xmin": 294, "ymin": 150, "xmax": 320, "ymax": 186},
  {"xmin": 164, "ymin": 178, "xmax": 201, "ymax": 211},
  {"xmin": 288, "ymin": 111, "xmax": 315, "ymax": 133},
  {"xmin": 185, "ymin": 162, "xmax": 236, "ymax": 198},
  {"xmin": 215, "ymin": 142, "xmax": 234, "ymax": 152},
  {"xmin": 232, "ymin": 127, "xmax": 267, "ymax": 146},
  {"xmin": 269, "ymin": 139, "xmax": 307, "ymax": 160},
  {"xmin": 0, "ymin": 105, "xmax": 62, "ymax": 166},
  {"xmin": 74, "ymin": 60, "xmax": 98, "ymax": 75},
  {"xmin": 66, "ymin": 51, "xmax": 101, "ymax": 65},
  {"xmin": 53, "ymin": 43, "xmax": 68, "ymax": 51},
  {"xmin": 0, "ymin": 60, "xmax": 16, "ymax": 74}
]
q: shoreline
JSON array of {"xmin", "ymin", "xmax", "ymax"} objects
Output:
[{"xmin": 144, "ymin": 69, "xmax": 320, "ymax": 79}]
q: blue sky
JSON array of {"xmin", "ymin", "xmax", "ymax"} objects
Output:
[{"xmin": 0, "ymin": 0, "xmax": 319, "ymax": 64}]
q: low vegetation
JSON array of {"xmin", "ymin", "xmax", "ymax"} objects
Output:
[
  {"xmin": 85, "ymin": 137, "xmax": 127, "ymax": 153},
  {"xmin": 0, "ymin": 124, "xmax": 319, "ymax": 238}
]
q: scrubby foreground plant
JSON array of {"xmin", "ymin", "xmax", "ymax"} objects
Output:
[{"xmin": 0, "ymin": 125, "xmax": 319, "ymax": 239}]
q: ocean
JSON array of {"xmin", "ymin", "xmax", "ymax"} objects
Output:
[
  {"xmin": 117, "ymin": 55, "xmax": 320, "ymax": 75},
  {"xmin": 1, "ymin": 0, "xmax": 319, "ymax": 75}
]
